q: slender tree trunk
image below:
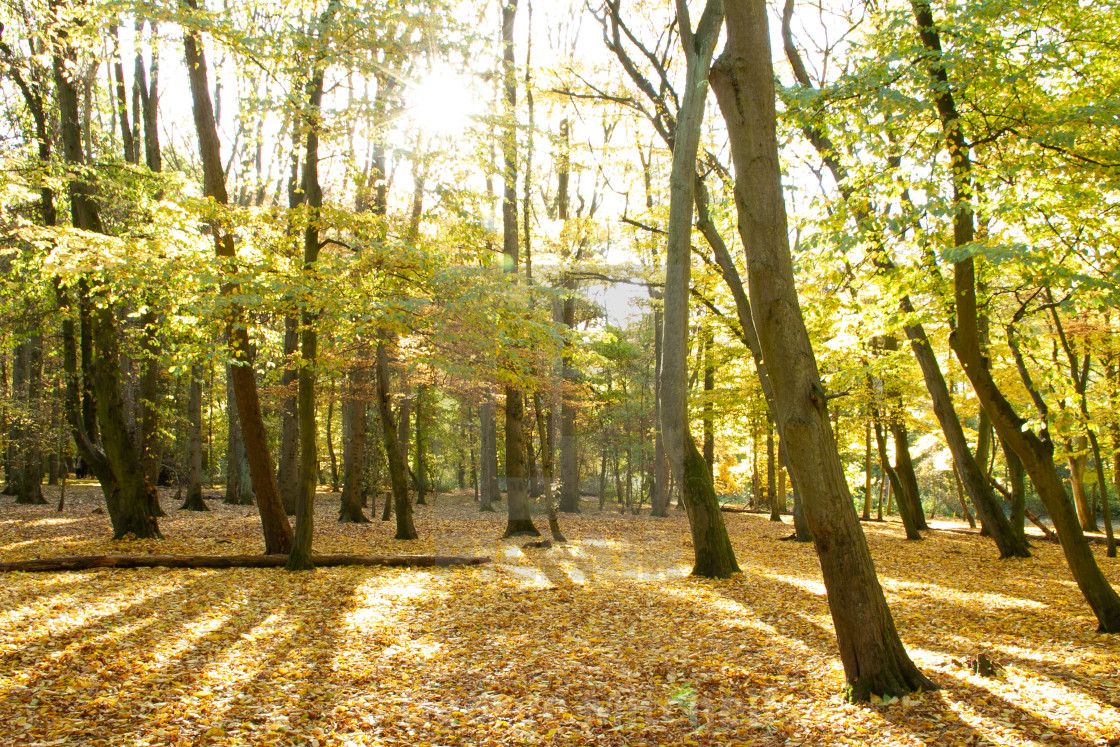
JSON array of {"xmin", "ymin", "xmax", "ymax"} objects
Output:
[
  {"xmin": 183, "ymin": 3, "xmax": 291, "ymax": 553},
  {"xmin": 703, "ymin": 326, "xmax": 716, "ymax": 481},
  {"xmin": 9, "ymin": 333, "xmax": 45, "ymax": 505},
  {"xmin": 415, "ymin": 385, "xmax": 427, "ymax": 505},
  {"xmin": 863, "ymin": 420, "xmax": 872, "ymax": 521},
  {"xmin": 767, "ymin": 418, "xmax": 779, "ymax": 521},
  {"xmin": 397, "ymin": 389, "xmax": 411, "ymax": 495},
  {"xmin": 480, "ymin": 400, "xmax": 495, "ymax": 512},
  {"xmin": 534, "ymin": 392, "xmax": 564, "ymax": 540},
  {"xmin": 286, "ymin": 3, "xmax": 340, "ymax": 571},
  {"xmin": 651, "ymin": 309, "xmax": 669, "ymax": 516},
  {"xmin": 224, "ymin": 367, "xmax": 247, "ymax": 505},
  {"xmin": 326, "ymin": 379, "xmax": 339, "ymax": 491},
  {"xmin": 1087, "ymin": 431, "xmax": 1116, "ymax": 557},
  {"xmin": 954, "ymin": 468, "xmax": 977, "ymax": 529},
  {"xmin": 660, "ymin": 0, "xmax": 738, "ymax": 577},
  {"xmin": 712, "ymin": 1, "xmax": 935, "ymax": 697},
  {"xmin": 499, "ymin": 0, "xmax": 539, "ymax": 538}
]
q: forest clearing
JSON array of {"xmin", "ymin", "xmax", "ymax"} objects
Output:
[
  {"xmin": 5, "ymin": 0, "xmax": 1120, "ymax": 737},
  {"xmin": 1, "ymin": 487, "xmax": 1118, "ymax": 747}
]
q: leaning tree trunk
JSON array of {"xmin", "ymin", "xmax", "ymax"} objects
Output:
[
  {"xmin": 659, "ymin": 0, "xmax": 738, "ymax": 577},
  {"xmin": 778, "ymin": 0, "xmax": 1025, "ymax": 558},
  {"xmin": 712, "ymin": 0, "xmax": 936, "ymax": 698},
  {"xmin": 183, "ymin": 6, "xmax": 291, "ymax": 553},
  {"xmin": 902, "ymin": 316, "xmax": 1029, "ymax": 556},
  {"xmin": 889, "ymin": 419, "xmax": 928, "ymax": 531},
  {"xmin": 909, "ymin": 0, "xmax": 1120, "ymax": 632},
  {"xmin": 873, "ymin": 418, "xmax": 922, "ymax": 540}
]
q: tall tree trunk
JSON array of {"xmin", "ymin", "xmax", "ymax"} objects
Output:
[
  {"xmin": 534, "ymin": 392, "xmax": 564, "ymax": 540},
  {"xmin": 134, "ymin": 21, "xmax": 164, "ymax": 494},
  {"xmin": 779, "ymin": 0, "xmax": 1025, "ymax": 558},
  {"xmin": 224, "ymin": 367, "xmax": 248, "ymax": 505},
  {"xmin": 712, "ymin": 0, "xmax": 935, "ymax": 697},
  {"xmin": 767, "ymin": 418, "xmax": 779, "ymax": 521},
  {"xmin": 660, "ymin": 0, "xmax": 738, "ymax": 577},
  {"xmin": 558, "ymin": 296, "xmax": 580, "ymax": 513},
  {"xmin": 556, "ymin": 119, "xmax": 581, "ymax": 515},
  {"xmin": 325, "ymin": 379, "xmax": 339, "ymax": 491},
  {"xmin": 54, "ymin": 15, "xmax": 158, "ymax": 539},
  {"xmin": 703, "ymin": 326, "xmax": 716, "ymax": 481},
  {"xmin": 863, "ymin": 419, "xmax": 873, "ymax": 521},
  {"xmin": 287, "ymin": 4, "xmax": 340, "ymax": 570},
  {"xmin": 183, "ymin": 4, "xmax": 291, "ymax": 553},
  {"xmin": 499, "ymin": 0, "xmax": 539, "ymax": 538},
  {"xmin": 651, "ymin": 308, "xmax": 669, "ymax": 516},
  {"xmin": 397, "ymin": 389, "xmax": 411, "ymax": 496},
  {"xmin": 910, "ymin": 0, "xmax": 1120, "ymax": 631}
]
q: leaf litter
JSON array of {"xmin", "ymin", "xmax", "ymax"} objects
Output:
[{"xmin": 1, "ymin": 485, "xmax": 1118, "ymax": 746}]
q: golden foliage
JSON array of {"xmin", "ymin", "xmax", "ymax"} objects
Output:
[{"xmin": 1, "ymin": 487, "xmax": 1118, "ymax": 746}]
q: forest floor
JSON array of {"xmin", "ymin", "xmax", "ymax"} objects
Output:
[{"xmin": 1, "ymin": 485, "xmax": 1118, "ymax": 747}]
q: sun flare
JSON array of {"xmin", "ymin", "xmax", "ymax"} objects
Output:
[{"xmin": 408, "ymin": 68, "xmax": 479, "ymax": 137}]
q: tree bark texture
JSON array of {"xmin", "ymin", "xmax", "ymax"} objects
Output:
[
  {"xmin": 660, "ymin": 0, "xmax": 738, "ymax": 577},
  {"xmin": 712, "ymin": 0, "xmax": 936, "ymax": 698},
  {"xmin": 500, "ymin": 0, "xmax": 540, "ymax": 539},
  {"xmin": 183, "ymin": 5, "xmax": 291, "ymax": 553}
]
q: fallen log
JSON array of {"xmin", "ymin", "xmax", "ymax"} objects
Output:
[{"xmin": 0, "ymin": 553, "xmax": 491, "ymax": 573}]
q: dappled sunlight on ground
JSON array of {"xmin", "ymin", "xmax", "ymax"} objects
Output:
[{"xmin": 0, "ymin": 487, "xmax": 1118, "ymax": 745}]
